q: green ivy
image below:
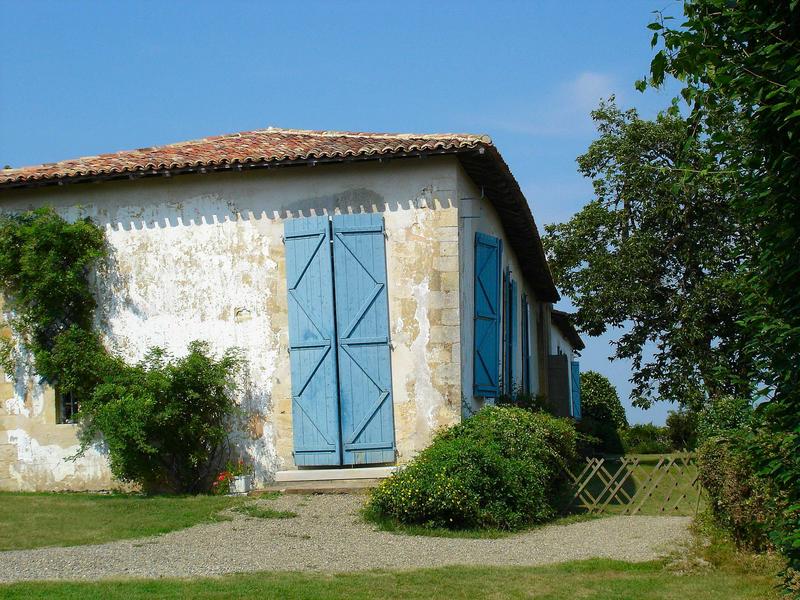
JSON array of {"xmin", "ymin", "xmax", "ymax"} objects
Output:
[
  {"xmin": 0, "ymin": 207, "xmax": 105, "ymax": 380},
  {"xmin": 0, "ymin": 207, "xmax": 244, "ymax": 493}
]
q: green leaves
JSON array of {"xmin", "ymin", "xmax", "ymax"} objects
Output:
[
  {"xmin": 644, "ymin": 0, "xmax": 800, "ymax": 586},
  {"xmin": 81, "ymin": 341, "xmax": 245, "ymax": 493},
  {"xmin": 0, "ymin": 207, "xmax": 106, "ymax": 374},
  {"xmin": 543, "ymin": 100, "xmax": 753, "ymax": 409},
  {"xmin": 580, "ymin": 371, "xmax": 627, "ymax": 429},
  {"xmin": 368, "ymin": 407, "xmax": 577, "ymax": 531}
]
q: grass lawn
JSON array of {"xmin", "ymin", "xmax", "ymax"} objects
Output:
[
  {"xmin": 233, "ymin": 503, "xmax": 297, "ymax": 520},
  {"xmin": 0, "ymin": 492, "xmax": 245, "ymax": 550},
  {"xmin": 0, "ymin": 559, "xmax": 781, "ymax": 599},
  {"xmin": 0, "ymin": 491, "xmax": 785, "ymax": 599}
]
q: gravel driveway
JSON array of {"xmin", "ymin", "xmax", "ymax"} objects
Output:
[{"xmin": 0, "ymin": 493, "xmax": 691, "ymax": 582}]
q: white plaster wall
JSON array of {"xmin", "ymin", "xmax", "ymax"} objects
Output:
[
  {"xmin": 550, "ymin": 326, "xmax": 575, "ymax": 361},
  {"xmin": 0, "ymin": 156, "xmax": 463, "ymax": 489},
  {"xmin": 456, "ymin": 165, "xmax": 543, "ymax": 415}
]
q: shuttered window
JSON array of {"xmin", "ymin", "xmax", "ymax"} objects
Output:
[
  {"xmin": 331, "ymin": 214, "xmax": 395, "ymax": 465},
  {"xmin": 521, "ymin": 294, "xmax": 531, "ymax": 395},
  {"xmin": 503, "ymin": 270, "xmax": 517, "ymax": 395},
  {"xmin": 284, "ymin": 216, "xmax": 341, "ymax": 466},
  {"xmin": 571, "ymin": 361, "xmax": 582, "ymax": 419},
  {"xmin": 473, "ymin": 232, "xmax": 502, "ymax": 397}
]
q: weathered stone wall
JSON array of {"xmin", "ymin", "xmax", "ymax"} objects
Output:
[
  {"xmin": 0, "ymin": 156, "xmax": 462, "ymax": 490},
  {"xmin": 385, "ymin": 197, "xmax": 462, "ymax": 461},
  {"xmin": 0, "ymin": 317, "xmax": 113, "ymax": 490}
]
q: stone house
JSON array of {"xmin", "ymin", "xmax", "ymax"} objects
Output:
[{"xmin": 0, "ymin": 128, "xmax": 583, "ymax": 491}]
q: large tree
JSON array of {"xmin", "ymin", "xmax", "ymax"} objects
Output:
[
  {"xmin": 646, "ymin": 0, "xmax": 800, "ymax": 584},
  {"xmin": 543, "ymin": 100, "xmax": 754, "ymax": 409}
]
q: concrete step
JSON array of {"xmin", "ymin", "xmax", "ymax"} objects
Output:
[
  {"xmin": 260, "ymin": 478, "xmax": 382, "ymax": 494},
  {"xmin": 265, "ymin": 466, "xmax": 397, "ymax": 494},
  {"xmin": 274, "ymin": 466, "xmax": 396, "ymax": 483}
]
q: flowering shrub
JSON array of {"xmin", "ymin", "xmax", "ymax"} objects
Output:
[
  {"xmin": 211, "ymin": 460, "xmax": 253, "ymax": 495},
  {"xmin": 211, "ymin": 470, "xmax": 234, "ymax": 495},
  {"xmin": 367, "ymin": 406, "xmax": 577, "ymax": 530}
]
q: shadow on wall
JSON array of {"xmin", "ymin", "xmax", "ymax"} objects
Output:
[{"xmin": 81, "ymin": 184, "xmax": 454, "ymax": 233}]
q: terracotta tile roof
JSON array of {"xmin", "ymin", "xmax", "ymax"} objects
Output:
[
  {"xmin": 0, "ymin": 128, "xmax": 490, "ymax": 186},
  {"xmin": 0, "ymin": 126, "xmax": 560, "ymax": 302}
]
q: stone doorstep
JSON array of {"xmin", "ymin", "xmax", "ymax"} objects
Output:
[
  {"xmin": 259, "ymin": 479, "xmax": 381, "ymax": 494},
  {"xmin": 274, "ymin": 466, "xmax": 396, "ymax": 483},
  {"xmin": 240, "ymin": 467, "xmax": 397, "ymax": 495}
]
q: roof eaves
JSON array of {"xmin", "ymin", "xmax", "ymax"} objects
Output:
[{"xmin": 551, "ymin": 309, "xmax": 585, "ymax": 351}]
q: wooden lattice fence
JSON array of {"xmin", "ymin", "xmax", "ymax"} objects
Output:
[{"xmin": 566, "ymin": 453, "xmax": 703, "ymax": 516}]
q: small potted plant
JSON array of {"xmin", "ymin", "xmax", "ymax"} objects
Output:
[{"xmin": 211, "ymin": 459, "xmax": 254, "ymax": 496}]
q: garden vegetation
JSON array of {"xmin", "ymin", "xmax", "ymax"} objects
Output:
[
  {"xmin": 0, "ymin": 207, "xmax": 244, "ymax": 493},
  {"xmin": 367, "ymin": 406, "xmax": 577, "ymax": 531},
  {"xmin": 544, "ymin": 1, "xmax": 799, "ymax": 592}
]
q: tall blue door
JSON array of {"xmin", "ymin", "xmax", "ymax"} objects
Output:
[
  {"xmin": 284, "ymin": 214, "xmax": 395, "ymax": 466},
  {"xmin": 332, "ymin": 214, "xmax": 396, "ymax": 465},
  {"xmin": 284, "ymin": 216, "xmax": 341, "ymax": 465}
]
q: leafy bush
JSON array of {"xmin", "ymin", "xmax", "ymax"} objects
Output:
[
  {"xmin": 574, "ymin": 371, "xmax": 627, "ymax": 455},
  {"xmin": 580, "ymin": 371, "xmax": 627, "ymax": 428},
  {"xmin": 696, "ymin": 395, "xmax": 754, "ymax": 443},
  {"xmin": 622, "ymin": 423, "xmax": 671, "ymax": 454},
  {"xmin": 368, "ymin": 406, "xmax": 577, "ymax": 530},
  {"xmin": 665, "ymin": 409, "xmax": 698, "ymax": 451},
  {"xmin": 697, "ymin": 433, "xmax": 780, "ymax": 552},
  {"xmin": 576, "ymin": 416, "xmax": 624, "ymax": 455},
  {"xmin": 77, "ymin": 342, "xmax": 244, "ymax": 493}
]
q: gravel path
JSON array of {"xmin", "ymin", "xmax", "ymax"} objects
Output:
[{"xmin": 0, "ymin": 494, "xmax": 691, "ymax": 582}]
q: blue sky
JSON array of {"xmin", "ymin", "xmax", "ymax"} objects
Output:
[{"xmin": 0, "ymin": 1, "xmax": 683, "ymax": 424}]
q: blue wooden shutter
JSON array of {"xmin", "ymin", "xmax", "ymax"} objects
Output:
[
  {"xmin": 502, "ymin": 269, "xmax": 517, "ymax": 395},
  {"xmin": 509, "ymin": 277, "xmax": 518, "ymax": 392},
  {"xmin": 521, "ymin": 294, "xmax": 531, "ymax": 394},
  {"xmin": 332, "ymin": 214, "xmax": 395, "ymax": 465},
  {"xmin": 570, "ymin": 360, "xmax": 582, "ymax": 419},
  {"xmin": 474, "ymin": 232, "xmax": 501, "ymax": 397},
  {"xmin": 284, "ymin": 216, "xmax": 341, "ymax": 466}
]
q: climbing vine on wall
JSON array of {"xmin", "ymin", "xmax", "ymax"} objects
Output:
[
  {"xmin": 0, "ymin": 207, "xmax": 106, "ymax": 382},
  {"xmin": 0, "ymin": 207, "xmax": 244, "ymax": 493}
]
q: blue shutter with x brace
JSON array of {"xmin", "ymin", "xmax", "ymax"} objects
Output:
[
  {"xmin": 284, "ymin": 216, "xmax": 341, "ymax": 466},
  {"xmin": 474, "ymin": 232, "xmax": 502, "ymax": 397},
  {"xmin": 571, "ymin": 361, "xmax": 582, "ymax": 419},
  {"xmin": 332, "ymin": 214, "xmax": 396, "ymax": 465}
]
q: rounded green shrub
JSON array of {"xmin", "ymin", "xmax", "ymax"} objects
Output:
[
  {"xmin": 575, "ymin": 371, "xmax": 627, "ymax": 455},
  {"xmin": 579, "ymin": 371, "xmax": 627, "ymax": 429},
  {"xmin": 367, "ymin": 406, "xmax": 577, "ymax": 530}
]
